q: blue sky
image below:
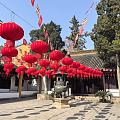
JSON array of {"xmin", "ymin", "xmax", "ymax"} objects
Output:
[{"xmin": 0, "ymin": 0, "xmax": 99, "ymax": 49}]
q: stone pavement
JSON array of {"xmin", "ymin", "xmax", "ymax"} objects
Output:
[{"xmin": 0, "ymin": 99, "xmax": 120, "ymax": 120}]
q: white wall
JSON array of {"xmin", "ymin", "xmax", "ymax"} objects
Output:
[
  {"xmin": 0, "ymin": 91, "xmax": 38, "ymax": 99},
  {"xmin": 106, "ymin": 89, "xmax": 120, "ymax": 97}
]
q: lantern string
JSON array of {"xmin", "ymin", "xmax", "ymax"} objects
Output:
[{"xmin": 0, "ymin": 1, "xmax": 35, "ymax": 28}]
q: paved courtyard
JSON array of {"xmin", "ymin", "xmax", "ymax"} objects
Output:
[{"xmin": 0, "ymin": 99, "xmax": 120, "ymax": 120}]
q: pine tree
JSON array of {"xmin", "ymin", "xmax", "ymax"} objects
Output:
[
  {"xmin": 91, "ymin": 0, "xmax": 120, "ymax": 95},
  {"xmin": 29, "ymin": 21, "xmax": 65, "ymax": 50},
  {"xmin": 91, "ymin": 0, "xmax": 120, "ymax": 68},
  {"xmin": 68, "ymin": 15, "xmax": 86, "ymax": 50},
  {"xmin": 69, "ymin": 15, "xmax": 80, "ymax": 41}
]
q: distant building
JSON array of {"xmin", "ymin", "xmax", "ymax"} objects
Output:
[{"xmin": 12, "ymin": 44, "xmax": 30, "ymax": 67}]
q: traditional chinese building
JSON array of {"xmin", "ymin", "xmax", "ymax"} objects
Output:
[
  {"xmin": 0, "ymin": 45, "xmax": 119, "ymax": 97},
  {"xmin": 70, "ymin": 50, "xmax": 118, "ymax": 96}
]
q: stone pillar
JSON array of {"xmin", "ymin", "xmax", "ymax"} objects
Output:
[
  {"xmin": 37, "ymin": 76, "xmax": 50, "ymax": 100},
  {"xmin": 43, "ymin": 76, "xmax": 47, "ymax": 94},
  {"xmin": 103, "ymin": 76, "xmax": 106, "ymax": 91},
  {"xmin": 23, "ymin": 80, "xmax": 27, "ymax": 90},
  {"xmin": 10, "ymin": 76, "xmax": 16, "ymax": 91},
  {"xmin": 47, "ymin": 77, "xmax": 51, "ymax": 91}
]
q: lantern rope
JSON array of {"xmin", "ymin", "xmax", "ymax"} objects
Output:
[{"xmin": 0, "ymin": 1, "xmax": 35, "ymax": 28}]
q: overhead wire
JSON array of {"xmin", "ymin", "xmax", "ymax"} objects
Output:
[{"xmin": 0, "ymin": 1, "xmax": 35, "ymax": 28}]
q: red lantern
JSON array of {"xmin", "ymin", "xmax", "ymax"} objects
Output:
[
  {"xmin": 46, "ymin": 70, "xmax": 52, "ymax": 78},
  {"xmin": 23, "ymin": 54, "xmax": 37, "ymax": 64},
  {"xmin": 79, "ymin": 64, "xmax": 86, "ymax": 70},
  {"xmin": 1, "ymin": 47, "xmax": 18, "ymax": 57},
  {"xmin": 77, "ymin": 70, "xmax": 83, "ymax": 77},
  {"xmin": 5, "ymin": 40, "xmax": 15, "ymax": 47},
  {"xmin": 4, "ymin": 63, "xmax": 14, "ymax": 75},
  {"xmin": 0, "ymin": 22, "xmax": 24, "ymax": 41},
  {"xmin": 38, "ymin": 68, "xmax": 46, "ymax": 77},
  {"xmin": 59, "ymin": 66, "xmax": 67, "ymax": 75},
  {"xmin": 62, "ymin": 57, "xmax": 73, "ymax": 66},
  {"xmin": 39, "ymin": 59, "xmax": 50, "ymax": 68},
  {"xmin": 71, "ymin": 61, "xmax": 80, "ymax": 68},
  {"xmin": 67, "ymin": 68, "xmax": 73, "ymax": 73},
  {"xmin": 26, "ymin": 67, "xmax": 36, "ymax": 76},
  {"xmin": 31, "ymin": 40, "xmax": 49, "ymax": 54},
  {"xmin": 4, "ymin": 63, "xmax": 14, "ymax": 70},
  {"xmin": 34, "ymin": 53, "xmax": 42, "ymax": 59},
  {"xmin": 16, "ymin": 65, "xmax": 27, "ymax": 76},
  {"xmin": 68, "ymin": 73, "xmax": 73, "ymax": 78},
  {"xmin": 50, "ymin": 62, "xmax": 60, "ymax": 70},
  {"xmin": 2, "ymin": 56, "xmax": 12, "ymax": 63},
  {"xmin": 72, "ymin": 69, "xmax": 77, "ymax": 76},
  {"xmin": 33, "ymin": 70, "xmax": 39, "ymax": 76},
  {"xmin": 49, "ymin": 50, "xmax": 65, "ymax": 61},
  {"xmin": 52, "ymin": 70, "xmax": 57, "ymax": 75}
]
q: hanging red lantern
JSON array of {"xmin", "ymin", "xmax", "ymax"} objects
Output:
[
  {"xmin": 1, "ymin": 47, "xmax": 18, "ymax": 57},
  {"xmin": 38, "ymin": 68, "xmax": 46, "ymax": 77},
  {"xmin": 77, "ymin": 70, "xmax": 83, "ymax": 77},
  {"xmin": 23, "ymin": 39, "xmax": 27, "ymax": 45},
  {"xmin": 4, "ymin": 63, "xmax": 14, "ymax": 70},
  {"xmin": 34, "ymin": 53, "xmax": 42, "ymax": 59},
  {"xmin": 79, "ymin": 64, "xmax": 86, "ymax": 70},
  {"xmin": 0, "ymin": 22, "xmax": 24, "ymax": 41},
  {"xmin": 17, "ymin": 65, "xmax": 27, "ymax": 71},
  {"xmin": 33, "ymin": 70, "xmax": 39, "ymax": 77},
  {"xmin": 4, "ymin": 63, "xmax": 14, "ymax": 75},
  {"xmin": 39, "ymin": 59, "xmax": 50, "ymax": 68},
  {"xmin": 16, "ymin": 65, "xmax": 27, "ymax": 76},
  {"xmin": 2, "ymin": 56, "xmax": 12, "ymax": 63},
  {"xmin": 71, "ymin": 61, "xmax": 80, "ymax": 68},
  {"xmin": 62, "ymin": 57, "xmax": 73, "ymax": 66},
  {"xmin": 31, "ymin": 40, "xmax": 49, "ymax": 54},
  {"xmin": 50, "ymin": 62, "xmax": 60, "ymax": 71},
  {"xmin": 5, "ymin": 40, "xmax": 15, "ymax": 47},
  {"xmin": 46, "ymin": 70, "xmax": 52, "ymax": 78},
  {"xmin": 59, "ymin": 66, "xmax": 67, "ymax": 75},
  {"xmin": 23, "ymin": 54, "xmax": 37, "ymax": 64},
  {"xmin": 52, "ymin": 70, "xmax": 57, "ymax": 78},
  {"xmin": 26, "ymin": 67, "xmax": 36, "ymax": 76},
  {"xmin": 16, "ymin": 68, "xmax": 20, "ymax": 73},
  {"xmin": 67, "ymin": 68, "xmax": 73, "ymax": 73},
  {"xmin": 68, "ymin": 73, "xmax": 73, "ymax": 78},
  {"xmin": 49, "ymin": 50, "xmax": 65, "ymax": 61},
  {"xmin": 72, "ymin": 69, "xmax": 77, "ymax": 76}
]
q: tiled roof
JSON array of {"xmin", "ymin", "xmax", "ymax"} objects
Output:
[{"xmin": 71, "ymin": 54, "xmax": 103, "ymax": 69}]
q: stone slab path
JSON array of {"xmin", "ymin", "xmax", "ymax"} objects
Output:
[{"xmin": 0, "ymin": 99, "xmax": 120, "ymax": 120}]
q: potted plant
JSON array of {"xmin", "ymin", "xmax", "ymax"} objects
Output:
[{"xmin": 95, "ymin": 90, "xmax": 113, "ymax": 103}]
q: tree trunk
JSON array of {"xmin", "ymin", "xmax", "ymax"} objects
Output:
[
  {"xmin": 18, "ymin": 74, "xmax": 23, "ymax": 98},
  {"xmin": 116, "ymin": 54, "xmax": 120, "ymax": 97}
]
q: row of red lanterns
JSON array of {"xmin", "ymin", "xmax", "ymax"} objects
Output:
[
  {"xmin": 0, "ymin": 22, "xmax": 103, "ymax": 79},
  {"xmin": 18, "ymin": 39, "xmax": 103, "ymax": 79},
  {"xmin": 22, "ymin": 53, "xmax": 103, "ymax": 79}
]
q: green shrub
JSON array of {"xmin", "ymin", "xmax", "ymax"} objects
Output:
[{"xmin": 95, "ymin": 90, "xmax": 113, "ymax": 103}]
